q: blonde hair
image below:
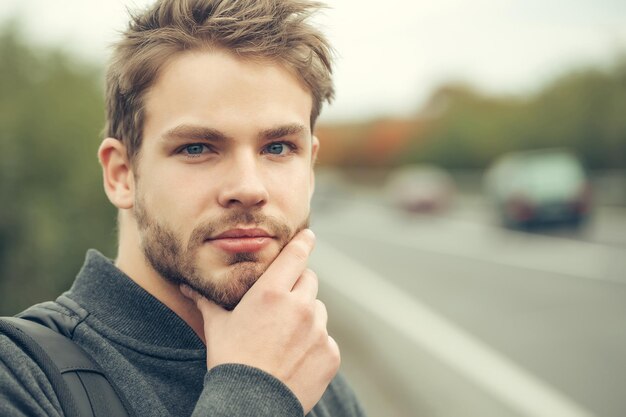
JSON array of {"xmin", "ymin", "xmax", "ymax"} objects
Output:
[{"xmin": 104, "ymin": 0, "xmax": 334, "ymax": 161}]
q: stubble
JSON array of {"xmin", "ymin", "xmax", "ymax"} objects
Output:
[{"xmin": 134, "ymin": 197, "xmax": 309, "ymax": 310}]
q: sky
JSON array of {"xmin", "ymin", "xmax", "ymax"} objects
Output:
[{"xmin": 1, "ymin": 0, "xmax": 626, "ymax": 122}]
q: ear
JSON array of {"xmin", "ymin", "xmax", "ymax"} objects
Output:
[
  {"xmin": 310, "ymin": 135, "xmax": 320, "ymax": 197},
  {"xmin": 311, "ymin": 134, "xmax": 320, "ymax": 166},
  {"xmin": 98, "ymin": 138, "xmax": 135, "ymax": 210}
]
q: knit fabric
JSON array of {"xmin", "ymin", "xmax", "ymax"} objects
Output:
[{"xmin": 0, "ymin": 250, "xmax": 365, "ymax": 417}]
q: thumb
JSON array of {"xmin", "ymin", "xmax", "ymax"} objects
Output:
[{"xmin": 180, "ymin": 284, "xmax": 227, "ymax": 323}]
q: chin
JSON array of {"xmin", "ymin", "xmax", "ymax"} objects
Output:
[{"xmin": 191, "ymin": 260, "xmax": 264, "ymax": 310}]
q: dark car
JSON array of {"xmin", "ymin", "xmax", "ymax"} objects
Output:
[{"xmin": 484, "ymin": 149, "xmax": 592, "ymax": 228}]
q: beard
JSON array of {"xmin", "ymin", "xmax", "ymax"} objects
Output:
[{"xmin": 134, "ymin": 196, "xmax": 309, "ymax": 310}]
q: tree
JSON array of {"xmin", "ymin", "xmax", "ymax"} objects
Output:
[{"xmin": 0, "ymin": 23, "xmax": 116, "ymax": 314}]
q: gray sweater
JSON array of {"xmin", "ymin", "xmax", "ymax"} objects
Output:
[{"xmin": 0, "ymin": 250, "xmax": 365, "ymax": 417}]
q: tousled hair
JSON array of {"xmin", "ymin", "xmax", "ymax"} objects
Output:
[{"xmin": 104, "ymin": 0, "xmax": 334, "ymax": 162}]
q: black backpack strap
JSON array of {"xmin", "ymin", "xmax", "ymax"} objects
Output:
[
  {"xmin": 0, "ymin": 317, "xmax": 82, "ymax": 417},
  {"xmin": 0, "ymin": 300, "xmax": 132, "ymax": 417},
  {"xmin": 17, "ymin": 296, "xmax": 87, "ymax": 338}
]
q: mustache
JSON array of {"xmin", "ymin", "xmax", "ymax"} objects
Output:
[{"xmin": 187, "ymin": 210, "xmax": 292, "ymax": 249}]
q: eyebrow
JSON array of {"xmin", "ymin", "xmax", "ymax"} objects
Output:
[
  {"xmin": 258, "ymin": 124, "xmax": 308, "ymax": 141},
  {"xmin": 161, "ymin": 123, "xmax": 308, "ymax": 143},
  {"xmin": 162, "ymin": 125, "xmax": 230, "ymax": 142}
]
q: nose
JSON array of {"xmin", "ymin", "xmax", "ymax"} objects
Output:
[{"xmin": 217, "ymin": 153, "xmax": 269, "ymax": 209}]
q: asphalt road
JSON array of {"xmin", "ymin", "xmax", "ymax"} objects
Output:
[{"xmin": 309, "ymin": 194, "xmax": 626, "ymax": 417}]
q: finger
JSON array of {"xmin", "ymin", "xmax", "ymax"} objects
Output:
[
  {"xmin": 314, "ymin": 299, "xmax": 328, "ymax": 328},
  {"xmin": 328, "ymin": 335, "xmax": 341, "ymax": 364},
  {"xmin": 255, "ymin": 228, "xmax": 315, "ymax": 291},
  {"xmin": 180, "ymin": 284, "xmax": 227, "ymax": 322},
  {"xmin": 291, "ymin": 269, "xmax": 319, "ymax": 299}
]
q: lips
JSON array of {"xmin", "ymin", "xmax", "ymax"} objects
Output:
[
  {"xmin": 213, "ymin": 228, "xmax": 272, "ymax": 239},
  {"xmin": 208, "ymin": 228, "xmax": 273, "ymax": 253}
]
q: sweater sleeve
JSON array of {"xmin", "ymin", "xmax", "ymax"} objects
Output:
[
  {"xmin": 0, "ymin": 335, "xmax": 64, "ymax": 417},
  {"xmin": 192, "ymin": 363, "xmax": 304, "ymax": 417},
  {"xmin": 316, "ymin": 371, "xmax": 368, "ymax": 417},
  {"xmin": 192, "ymin": 364, "xmax": 367, "ymax": 417}
]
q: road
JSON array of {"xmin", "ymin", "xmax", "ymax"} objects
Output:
[{"xmin": 309, "ymin": 193, "xmax": 626, "ymax": 417}]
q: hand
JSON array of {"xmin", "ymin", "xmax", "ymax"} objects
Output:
[{"xmin": 181, "ymin": 229, "xmax": 340, "ymax": 414}]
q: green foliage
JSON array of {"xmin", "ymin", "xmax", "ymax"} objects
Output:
[
  {"xmin": 403, "ymin": 56, "xmax": 626, "ymax": 170},
  {"xmin": 0, "ymin": 24, "xmax": 116, "ymax": 315}
]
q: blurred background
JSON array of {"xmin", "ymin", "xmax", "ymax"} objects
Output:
[{"xmin": 1, "ymin": 1, "xmax": 625, "ymax": 416}]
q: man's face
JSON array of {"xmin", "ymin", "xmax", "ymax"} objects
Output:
[{"xmin": 132, "ymin": 50, "xmax": 317, "ymax": 310}]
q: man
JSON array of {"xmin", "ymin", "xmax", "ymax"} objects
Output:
[{"xmin": 0, "ymin": 0, "xmax": 365, "ymax": 416}]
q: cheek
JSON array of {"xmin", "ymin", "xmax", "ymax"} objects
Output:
[
  {"xmin": 141, "ymin": 170, "xmax": 212, "ymax": 220},
  {"xmin": 270, "ymin": 169, "xmax": 313, "ymax": 211}
]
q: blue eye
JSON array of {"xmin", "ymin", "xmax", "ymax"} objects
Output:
[
  {"xmin": 185, "ymin": 144, "xmax": 205, "ymax": 155},
  {"xmin": 266, "ymin": 143, "xmax": 285, "ymax": 155}
]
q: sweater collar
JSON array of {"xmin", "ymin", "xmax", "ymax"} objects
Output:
[{"xmin": 66, "ymin": 249, "xmax": 204, "ymax": 350}]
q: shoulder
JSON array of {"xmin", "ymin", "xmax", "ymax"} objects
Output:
[{"xmin": 0, "ymin": 331, "xmax": 63, "ymax": 417}]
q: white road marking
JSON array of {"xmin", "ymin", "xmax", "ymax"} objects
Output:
[{"xmin": 312, "ymin": 238, "xmax": 597, "ymax": 417}]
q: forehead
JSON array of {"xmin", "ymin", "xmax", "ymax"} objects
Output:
[{"xmin": 142, "ymin": 50, "xmax": 313, "ymax": 141}]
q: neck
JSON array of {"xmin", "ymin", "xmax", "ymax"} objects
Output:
[{"xmin": 115, "ymin": 213, "xmax": 206, "ymax": 344}]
